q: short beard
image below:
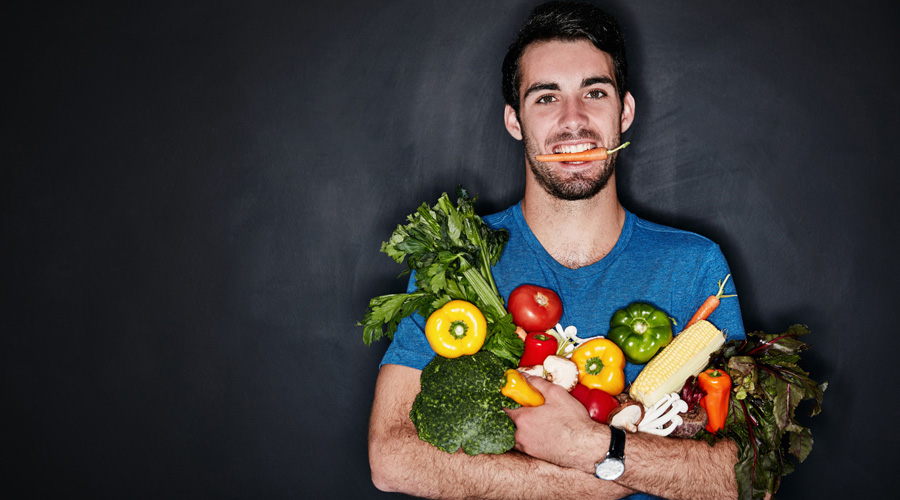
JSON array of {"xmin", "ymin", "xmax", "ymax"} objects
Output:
[{"xmin": 522, "ymin": 129, "xmax": 617, "ymax": 201}]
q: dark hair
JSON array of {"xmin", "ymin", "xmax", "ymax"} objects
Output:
[{"xmin": 501, "ymin": 1, "xmax": 628, "ymax": 114}]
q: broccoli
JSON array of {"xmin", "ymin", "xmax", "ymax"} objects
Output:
[{"xmin": 410, "ymin": 350, "xmax": 521, "ymax": 455}]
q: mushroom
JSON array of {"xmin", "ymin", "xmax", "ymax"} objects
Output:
[
  {"xmin": 608, "ymin": 401, "xmax": 644, "ymax": 433},
  {"xmin": 614, "ymin": 392, "xmax": 633, "ymax": 405},
  {"xmin": 518, "ymin": 355, "xmax": 579, "ymax": 392},
  {"xmin": 542, "ymin": 356, "xmax": 579, "ymax": 391},
  {"xmin": 637, "ymin": 392, "xmax": 689, "ymax": 437},
  {"xmin": 550, "ymin": 323, "xmax": 589, "ymax": 356},
  {"xmin": 518, "ymin": 365, "xmax": 545, "ymax": 378}
]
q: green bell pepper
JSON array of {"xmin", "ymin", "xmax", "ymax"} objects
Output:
[{"xmin": 607, "ymin": 302, "xmax": 673, "ymax": 365}]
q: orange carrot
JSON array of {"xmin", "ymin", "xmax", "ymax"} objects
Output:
[
  {"xmin": 685, "ymin": 274, "xmax": 737, "ymax": 328},
  {"xmin": 535, "ymin": 141, "xmax": 630, "ymax": 162}
]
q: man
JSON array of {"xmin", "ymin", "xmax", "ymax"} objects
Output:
[{"xmin": 369, "ymin": 2, "xmax": 744, "ymax": 499}]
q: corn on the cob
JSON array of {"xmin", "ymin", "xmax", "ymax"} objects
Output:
[{"xmin": 629, "ymin": 320, "xmax": 725, "ymax": 407}]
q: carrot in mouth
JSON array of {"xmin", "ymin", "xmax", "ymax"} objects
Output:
[{"xmin": 535, "ymin": 142, "xmax": 630, "ymax": 162}]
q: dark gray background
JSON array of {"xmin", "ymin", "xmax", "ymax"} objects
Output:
[{"xmin": 4, "ymin": 0, "xmax": 898, "ymax": 498}]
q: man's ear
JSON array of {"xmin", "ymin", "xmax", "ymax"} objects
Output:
[
  {"xmin": 621, "ymin": 91, "xmax": 636, "ymax": 133},
  {"xmin": 504, "ymin": 104, "xmax": 523, "ymax": 141}
]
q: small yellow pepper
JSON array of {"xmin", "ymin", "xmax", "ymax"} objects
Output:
[
  {"xmin": 570, "ymin": 338, "xmax": 626, "ymax": 396},
  {"xmin": 424, "ymin": 300, "xmax": 486, "ymax": 358},
  {"xmin": 501, "ymin": 369, "xmax": 545, "ymax": 407}
]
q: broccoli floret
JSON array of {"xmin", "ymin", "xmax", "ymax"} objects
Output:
[{"xmin": 410, "ymin": 350, "xmax": 521, "ymax": 455}]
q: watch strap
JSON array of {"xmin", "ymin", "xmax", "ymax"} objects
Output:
[{"xmin": 608, "ymin": 425, "xmax": 626, "ymax": 459}]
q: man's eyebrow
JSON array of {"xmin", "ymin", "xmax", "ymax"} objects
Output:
[
  {"xmin": 522, "ymin": 82, "xmax": 560, "ymax": 100},
  {"xmin": 582, "ymin": 76, "xmax": 616, "ymax": 88}
]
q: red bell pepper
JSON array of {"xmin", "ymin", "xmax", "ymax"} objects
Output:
[
  {"xmin": 571, "ymin": 383, "xmax": 619, "ymax": 424},
  {"xmin": 518, "ymin": 331, "xmax": 559, "ymax": 367}
]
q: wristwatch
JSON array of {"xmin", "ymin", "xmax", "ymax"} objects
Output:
[{"xmin": 594, "ymin": 426, "xmax": 626, "ymax": 480}]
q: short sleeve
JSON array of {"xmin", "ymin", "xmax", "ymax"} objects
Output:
[
  {"xmin": 378, "ymin": 272, "xmax": 437, "ymax": 370},
  {"xmin": 694, "ymin": 246, "xmax": 745, "ymax": 341}
]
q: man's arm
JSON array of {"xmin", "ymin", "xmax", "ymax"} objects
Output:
[
  {"xmin": 368, "ymin": 363, "xmax": 636, "ymax": 499},
  {"xmin": 507, "ymin": 377, "xmax": 738, "ymax": 500}
]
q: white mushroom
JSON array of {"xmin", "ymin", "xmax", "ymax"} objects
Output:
[
  {"xmin": 608, "ymin": 401, "xmax": 644, "ymax": 433},
  {"xmin": 518, "ymin": 365, "xmax": 545, "ymax": 378},
  {"xmin": 549, "ymin": 324, "xmax": 589, "ymax": 357},
  {"xmin": 542, "ymin": 355, "xmax": 579, "ymax": 392},
  {"xmin": 637, "ymin": 392, "xmax": 689, "ymax": 437},
  {"xmin": 517, "ymin": 356, "xmax": 579, "ymax": 392}
]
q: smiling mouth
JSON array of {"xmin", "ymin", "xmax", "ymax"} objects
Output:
[{"xmin": 553, "ymin": 143, "xmax": 598, "ymax": 155}]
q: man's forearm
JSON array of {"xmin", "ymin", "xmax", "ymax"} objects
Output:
[
  {"xmin": 561, "ymin": 428, "xmax": 738, "ymax": 500},
  {"xmin": 616, "ymin": 431, "xmax": 738, "ymax": 500},
  {"xmin": 369, "ymin": 364, "xmax": 635, "ymax": 500},
  {"xmin": 372, "ymin": 434, "xmax": 633, "ymax": 500}
]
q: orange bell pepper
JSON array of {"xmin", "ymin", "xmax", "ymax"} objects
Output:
[
  {"xmin": 698, "ymin": 368, "xmax": 732, "ymax": 433},
  {"xmin": 570, "ymin": 338, "xmax": 626, "ymax": 396}
]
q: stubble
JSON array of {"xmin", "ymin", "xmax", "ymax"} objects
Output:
[{"xmin": 522, "ymin": 129, "xmax": 618, "ymax": 201}]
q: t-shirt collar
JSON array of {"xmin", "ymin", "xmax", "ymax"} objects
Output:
[{"xmin": 511, "ymin": 201, "xmax": 635, "ymax": 277}]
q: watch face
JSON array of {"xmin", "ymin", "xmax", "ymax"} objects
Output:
[{"xmin": 596, "ymin": 457, "xmax": 625, "ymax": 480}]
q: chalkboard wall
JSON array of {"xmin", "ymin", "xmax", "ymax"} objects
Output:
[{"xmin": 4, "ymin": 1, "xmax": 898, "ymax": 498}]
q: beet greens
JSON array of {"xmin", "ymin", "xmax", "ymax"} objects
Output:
[{"xmin": 701, "ymin": 325, "xmax": 827, "ymax": 499}]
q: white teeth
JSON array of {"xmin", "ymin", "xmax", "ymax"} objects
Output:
[{"xmin": 554, "ymin": 143, "xmax": 596, "ymax": 154}]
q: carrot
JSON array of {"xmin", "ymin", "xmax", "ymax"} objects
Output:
[
  {"xmin": 535, "ymin": 141, "xmax": 630, "ymax": 162},
  {"xmin": 685, "ymin": 274, "xmax": 737, "ymax": 328}
]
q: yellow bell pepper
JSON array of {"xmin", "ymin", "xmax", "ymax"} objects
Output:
[
  {"xmin": 570, "ymin": 338, "xmax": 626, "ymax": 396},
  {"xmin": 424, "ymin": 300, "xmax": 486, "ymax": 358},
  {"xmin": 501, "ymin": 369, "xmax": 545, "ymax": 407}
]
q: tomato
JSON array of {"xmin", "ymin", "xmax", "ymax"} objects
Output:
[{"xmin": 507, "ymin": 284, "xmax": 563, "ymax": 332}]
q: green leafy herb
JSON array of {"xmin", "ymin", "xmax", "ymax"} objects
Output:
[
  {"xmin": 701, "ymin": 325, "xmax": 827, "ymax": 500},
  {"xmin": 360, "ymin": 188, "xmax": 523, "ymax": 366}
]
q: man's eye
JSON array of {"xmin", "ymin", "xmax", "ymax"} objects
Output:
[
  {"xmin": 587, "ymin": 89, "xmax": 606, "ymax": 99},
  {"xmin": 536, "ymin": 95, "xmax": 557, "ymax": 104}
]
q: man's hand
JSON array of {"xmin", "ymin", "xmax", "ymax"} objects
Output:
[{"xmin": 505, "ymin": 375, "xmax": 607, "ymax": 474}]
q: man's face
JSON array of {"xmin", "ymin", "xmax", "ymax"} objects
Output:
[{"xmin": 504, "ymin": 39, "xmax": 635, "ymax": 201}]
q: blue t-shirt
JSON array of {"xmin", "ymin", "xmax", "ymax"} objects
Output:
[{"xmin": 380, "ymin": 202, "xmax": 745, "ymax": 500}]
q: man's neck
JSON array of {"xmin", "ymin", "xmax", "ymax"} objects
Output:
[{"xmin": 521, "ymin": 175, "xmax": 626, "ymax": 270}]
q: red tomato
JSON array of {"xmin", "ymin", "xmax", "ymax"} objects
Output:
[{"xmin": 507, "ymin": 284, "xmax": 563, "ymax": 332}]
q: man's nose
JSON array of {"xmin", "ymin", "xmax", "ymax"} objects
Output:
[{"xmin": 558, "ymin": 98, "xmax": 589, "ymax": 131}]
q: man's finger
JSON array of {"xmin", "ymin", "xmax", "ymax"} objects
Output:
[{"xmin": 522, "ymin": 372, "xmax": 569, "ymax": 396}]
